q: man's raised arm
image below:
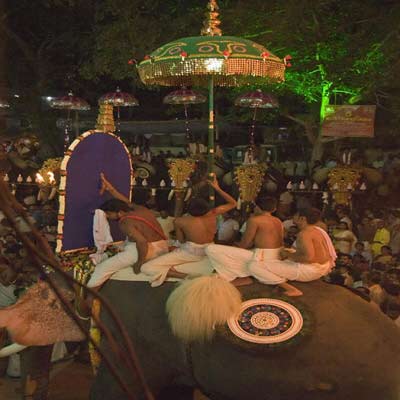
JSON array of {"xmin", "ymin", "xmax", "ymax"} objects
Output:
[
  {"xmin": 207, "ymin": 174, "xmax": 237, "ymax": 216},
  {"xmin": 100, "ymin": 173, "xmax": 133, "ymax": 207}
]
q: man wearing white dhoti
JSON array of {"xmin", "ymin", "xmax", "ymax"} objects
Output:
[
  {"xmin": 206, "ymin": 200, "xmax": 335, "ymax": 296},
  {"xmin": 206, "ymin": 196, "xmax": 292, "ymax": 287},
  {"xmin": 248, "ymin": 207, "xmax": 336, "ymax": 296},
  {"xmin": 141, "ymin": 174, "xmax": 236, "ymax": 287},
  {"xmin": 87, "ymin": 174, "xmax": 169, "ymax": 289}
]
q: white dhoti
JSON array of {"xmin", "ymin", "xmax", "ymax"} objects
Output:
[
  {"xmin": 141, "ymin": 241, "xmax": 214, "ymax": 287},
  {"xmin": 206, "ymin": 244, "xmax": 332, "ymax": 284},
  {"xmin": 206, "ymin": 245, "xmax": 281, "ymax": 282},
  {"xmin": 87, "ymin": 240, "xmax": 169, "ymax": 287},
  {"xmin": 249, "ymin": 258, "xmax": 332, "ymax": 285}
]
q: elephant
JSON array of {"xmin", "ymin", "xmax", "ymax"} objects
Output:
[{"xmin": 90, "ymin": 278, "xmax": 400, "ymax": 400}]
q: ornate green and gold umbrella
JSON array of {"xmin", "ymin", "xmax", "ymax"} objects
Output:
[{"xmin": 137, "ymin": 0, "xmax": 287, "ymax": 197}]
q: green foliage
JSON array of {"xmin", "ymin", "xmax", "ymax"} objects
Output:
[{"xmin": 4, "ymin": 0, "xmax": 400, "ymax": 149}]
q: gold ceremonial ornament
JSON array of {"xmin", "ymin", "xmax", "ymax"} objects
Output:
[
  {"xmin": 96, "ymin": 104, "xmax": 116, "ymax": 133},
  {"xmin": 168, "ymin": 159, "xmax": 195, "ymax": 190},
  {"xmin": 37, "ymin": 158, "xmax": 62, "ymax": 186},
  {"xmin": 327, "ymin": 166, "xmax": 361, "ymax": 205},
  {"xmin": 234, "ymin": 164, "xmax": 266, "ymax": 202}
]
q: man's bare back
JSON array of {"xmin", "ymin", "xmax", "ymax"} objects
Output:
[
  {"xmin": 239, "ymin": 213, "xmax": 283, "ymax": 249},
  {"xmin": 119, "ymin": 206, "xmax": 165, "ymax": 243},
  {"xmin": 174, "ymin": 213, "xmax": 217, "ymax": 244},
  {"xmin": 173, "ymin": 175, "xmax": 236, "ymax": 246},
  {"xmin": 252, "ymin": 214, "xmax": 284, "ymax": 249},
  {"xmin": 295, "ymin": 226, "xmax": 331, "ymax": 264}
]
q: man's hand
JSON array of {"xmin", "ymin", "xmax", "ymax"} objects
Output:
[
  {"xmin": 99, "ymin": 173, "xmax": 114, "ymax": 195},
  {"xmin": 207, "ymin": 173, "xmax": 220, "ymax": 189},
  {"xmin": 132, "ymin": 261, "xmax": 143, "ymax": 274},
  {"xmin": 279, "ymin": 248, "xmax": 293, "ymax": 260}
]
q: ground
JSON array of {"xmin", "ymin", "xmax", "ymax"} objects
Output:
[{"xmin": 0, "ymin": 358, "xmax": 93, "ymax": 400}]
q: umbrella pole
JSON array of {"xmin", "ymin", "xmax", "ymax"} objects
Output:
[
  {"xmin": 184, "ymin": 104, "xmax": 190, "ymax": 142},
  {"xmin": 249, "ymin": 107, "xmax": 257, "ymax": 162},
  {"xmin": 117, "ymin": 106, "xmax": 121, "ymax": 134},
  {"xmin": 208, "ymin": 76, "xmax": 215, "ymax": 204},
  {"xmin": 75, "ymin": 110, "xmax": 79, "ymax": 139},
  {"xmin": 64, "ymin": 109, "xmax": 71, "ymax": 152}
]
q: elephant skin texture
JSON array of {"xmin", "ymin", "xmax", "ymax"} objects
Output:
[{"xmin": 90, "ymin": 279, "xmax": 400, "ymax": 400}]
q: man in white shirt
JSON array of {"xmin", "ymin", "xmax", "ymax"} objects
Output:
[{"xmin": 217, "ymin": 211, "xmax": 239, "ymax": 244}]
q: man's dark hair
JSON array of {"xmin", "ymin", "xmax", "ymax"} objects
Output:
[
  {"xmin": 256, "ymin": 195, "xmax": 277, "ymax": 212},
  {"xmin": 187, "ymin": 198, "xmax": 210, "ymax": 217},
  {"xmin": 100, "ymin": 199, "xmax": 132, "ymax": 213},
  {"xmin": 297, "ymin": 207, "xmax": 321, "ymax": 225}
]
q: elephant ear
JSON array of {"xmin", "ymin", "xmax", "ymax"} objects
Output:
[
  {"xmin": 362, "ymin": 167, "xmax": 382, "ymax": 185},
  {"xmin": 312, "ymin": 167, "xmax": 330, "ymax": 184}
]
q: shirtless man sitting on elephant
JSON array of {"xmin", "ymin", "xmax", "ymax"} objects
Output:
[
  {"xmin": 206, "ymin": 202, "xmax": 336, "ymax": 296},
  {"xmin": 140, "ymin": 174, "xmax": 236, "ymax": 287},
  {"xmin": 87, "ymin": 174, "xmax": 169, "ymax": 289}
]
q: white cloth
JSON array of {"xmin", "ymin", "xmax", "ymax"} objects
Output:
[
  {"xmin": 283, "ymin": 218, "xmax": 295, "ymax": 231},
  {"xmin": 93, "ymin": 209, "xmax": 113, "ymax": 253},
  {"xmin": 0, "ymin": 284, "xmax": 16, "ymax": 308},
  {"xmin": 87, "ymin": 240, "xmax": 169, "ymax": 287},
  {"xmin": 141, "ymin": 241, "xmax": 213, "ymax": 287},
  {"xmin": 156, "ymin": 216, "xmax": 175, "ymax": 242},
  {"xmin": 207, "ymin": 228, "xmax": 335, "ymax": 284},
  {"xmin": 249, "ymin": 257, "xmax": 331, "ymax": 285},
  {"xmin": 206, "ymin": 245, "xmax": 280, "ymax": 282},
  {"xmin": 315, "ymin": 226, "xmax": 337, "ymax": 268},
  {"xmin": 217, "ymin": 218, "xmax": 239, "ymax": 241}
]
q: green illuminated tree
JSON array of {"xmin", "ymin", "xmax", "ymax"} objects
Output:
[{"xmin": 221, "ymin": 0, "xmax": 400, "ymax": 160}]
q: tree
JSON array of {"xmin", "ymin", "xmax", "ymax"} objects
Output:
[
  {"xmin": 221, "ymin": 0, "xmax": 400, "ymax": 160},
  {"xmin": 1, "ymin": 0, "xmax": 96, "ymax": 152},
  {"xmin": 3, "ymin": 0, "xmax": 400, "ymax": 159}
]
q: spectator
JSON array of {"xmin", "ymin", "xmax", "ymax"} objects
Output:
[
  {"xmin": 351, "ymin": 241, "xmax": 372, "ymax": 265},
  {"xmin": 336, "ymin": 207, "xmax": 353, "ymax": 230},
  {"xmin": 217, "ymin": 210, "xmax": 239, "ymax": 245},
  {"xmin": 284, "ymin": 225, "xmax": 298, "ymax": 247},
  {"xmin": 374, "ymin": 246, "xmax": 395, "ymax": 266},
  {"xmin": 333, "ymin": 222, "xmax": 357, "ymax": 254},
  {"xmin": 371, "ymin": 219, "xmax": 391, "ymax": 256},
  {"xmin": 356, "ymin": 216, "xmax": 376, "ymax": 245}
]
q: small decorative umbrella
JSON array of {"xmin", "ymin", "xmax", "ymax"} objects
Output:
[
  {"xmin": 98, "ymin": 87, "xmax": 139, "ymax": 133},
  {"xmin": 235, "ymin": 89, "xmax": 278, "ymax": 163},
  {"xmin": 163, "ymin": 88, "xmax": 206, "ymax": 142},
  {"xmin": 50, "ymin": 91, "xmax": 90, "ymax": 150}
]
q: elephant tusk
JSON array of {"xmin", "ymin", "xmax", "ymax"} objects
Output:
[
  {"xmin": 0, "ymin": 343, "xmax": 27, "ymax": 358},
  {"xmin": 184, "ymin": 188, "xmax": 192, "ymax": 202}
]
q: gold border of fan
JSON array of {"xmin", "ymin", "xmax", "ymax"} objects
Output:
[
  {"xmin": 234, "ymin": 164, "xmax": 266, "ymax": 203},
  {"xmin": 327, "ymin": 166, "xmax": 361, "ymax": 206},
  {"xmin": 168, "ymin": 158, "xmax": 196, "ymax": 190}
]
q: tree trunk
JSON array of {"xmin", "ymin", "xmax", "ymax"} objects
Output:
[{"xmin": 311, "ymin": 135, "xmax": 324, "ymax": 162}]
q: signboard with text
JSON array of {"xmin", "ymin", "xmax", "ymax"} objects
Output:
[{"xmin": 321, "ymin": 105, "xmax": 376, "ymax": 137}]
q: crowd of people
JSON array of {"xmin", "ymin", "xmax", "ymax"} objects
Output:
[{"xmin": 0, "ymin": 145, "xmax": 400, "ymax": 380}]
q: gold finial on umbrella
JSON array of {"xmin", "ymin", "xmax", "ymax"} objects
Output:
[
  {"xmin": 201, "ymin": 0, "xmax": 222, "ymax": 36},
  {"xmin": 95, "ymin": 104, "xmax": 115, "ymax": 133}
]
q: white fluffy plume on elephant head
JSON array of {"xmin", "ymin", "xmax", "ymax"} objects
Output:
[{"xmin": 166, "ymin": 275, "xmax": 242, "ymax": 342}]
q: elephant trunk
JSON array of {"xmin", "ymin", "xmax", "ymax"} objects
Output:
[{"xmin": 166, "ymin": 275, "xmax": 242, "ymax": 342}]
